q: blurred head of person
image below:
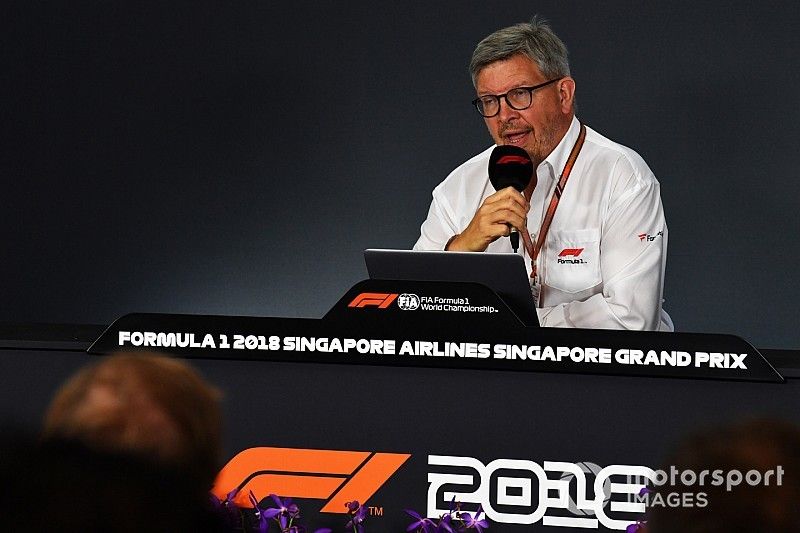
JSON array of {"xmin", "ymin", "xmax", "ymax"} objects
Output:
[
  {"xmin": 42, "ymin": 351, "xmax": 223, "ymax": 489},
  {"xmin": 645, "ymin": 418, "xmax": 800, "ymax": 533}
]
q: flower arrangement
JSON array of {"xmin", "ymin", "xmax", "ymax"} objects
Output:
[
  {"xmin": 211, "ymin": 489, "xmax": 490, "ymax": 532},
  {"xmin": 210, "ymin": 490, "xmax": 370, "ymax": 532},
  {"xmin": 405, "ymin": 499, "xmax": 489, "ymax": 532},
  {"xmin": 248, "ymin": 492, "xmax": 332, "ymax": 533}
]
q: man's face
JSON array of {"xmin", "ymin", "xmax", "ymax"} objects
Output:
[{"xmin": 475, "ymin": 54, "xmax": 573, "ymax": 165}]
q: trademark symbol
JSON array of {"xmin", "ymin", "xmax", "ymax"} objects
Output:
[{"xmin": 368, "ymin": 506, "xmax": 384, "ymax": 516}]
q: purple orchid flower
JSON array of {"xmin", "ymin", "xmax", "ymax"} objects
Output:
[
  {"xmin": 448, "ymin": 497, "xmax": 460, "ymax": 514},
  {"xmin": 248, "ymin": 491, "xmax": 271, "ymax": 533},
  {"xmin": 226, "ymin": 487, "xmax": 241, "ymax": 503},
  {"xmin": 208, "ymin": 491, "xmax": 242, "ymax": 529},
  {"xmin": 626, "ymin": 521, "xmax": 646, "ymax": 533},
  {"xmin": 266, "ymin": 493, "xmax": 300, "ymax": 519},
  {"xmin": 435, "ymin": 514, "xmax": 455, "ymax": 533},
  {"xmin": 239, "ymin": 490, "xmax": 336, "ymax": 533},
  {"xmin": 345, "ymin": 500, "xmax": 368, "ymax": 533},
  {"xmin": 209, "ymin": 492, "xmax": 223, "ymax": 511},
  {"xmin": 257, "ymin": 493, "xmax": 302, "ymax": 531},
  {"xmin": 458, "ymin": 504, "xmax": 489, "ymax": 532},
  {"xmin": 406, "ymin": 509, "xmax": 438, "ymax": 532}
]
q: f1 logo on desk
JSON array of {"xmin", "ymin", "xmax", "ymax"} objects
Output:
[
  {"xmin": 348, "ymin": 293, "xmax": 398, "ymax": 309},
  {"xmin": 213, "ymin": 447, "xmax": 410, "ymax": 513}
]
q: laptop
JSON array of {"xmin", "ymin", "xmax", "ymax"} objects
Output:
[{"xmin": 364, "ymin": 248, "xmax": 539, "ymax": 327}]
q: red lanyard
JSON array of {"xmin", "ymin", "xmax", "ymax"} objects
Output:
[{"xmin": 520, "ymin": 122, "xmax": 587, "ymax": 281}]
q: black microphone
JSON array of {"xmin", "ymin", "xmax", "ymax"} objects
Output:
[{"xmin": 488, "ymin": 145, "xmax": 535, "ymax": 253}]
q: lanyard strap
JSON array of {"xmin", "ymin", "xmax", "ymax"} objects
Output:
[{"xmin": 521, "ymin": 122, "xmax": 587, "ymax": 279}]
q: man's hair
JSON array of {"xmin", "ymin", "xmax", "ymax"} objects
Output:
[
  {"xmin": 43, "ymin": 352, "xmax": 223, "ymax": 487},
  {"xmin": 469, "ymin": 16, "xmax": 570, "ymax": 86}
]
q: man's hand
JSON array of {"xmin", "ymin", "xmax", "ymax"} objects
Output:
[{"xmin": 447, "ymin": 187, "xmax": 529, "ymax": 251}]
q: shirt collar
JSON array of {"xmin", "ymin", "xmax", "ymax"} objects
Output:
[{"xmin": 537, "ymin": 115, "xmax": 580, "ymax": 183}]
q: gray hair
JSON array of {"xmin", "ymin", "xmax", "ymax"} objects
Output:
[{"xmin": 469, "ymin": 16, "xmax": 570, "ymax": 86}]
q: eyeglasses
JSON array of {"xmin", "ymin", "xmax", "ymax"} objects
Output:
[{"xmin": 471, "ymin": 78, "xmax": 561, "ymax": 118}]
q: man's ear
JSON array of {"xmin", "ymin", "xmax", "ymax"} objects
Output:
[{"xmin": 558, "ymin": 77, "xmax": 576, "ymax": 114}]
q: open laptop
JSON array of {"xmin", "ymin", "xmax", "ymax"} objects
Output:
[{"xmin": 364, "ymin": 249, "xmax": 539, "ymax": 327}]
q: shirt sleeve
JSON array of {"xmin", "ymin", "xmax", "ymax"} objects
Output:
[
  {"xmin": 538, "ymin": 162, "xmax": 669, "ymax": 331},
  {"xmin": 413, "ymin": 187, "xmax": 458, "ymax": 251}
]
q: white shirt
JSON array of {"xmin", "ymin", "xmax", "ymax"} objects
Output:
[{"xmin": 414, "ymin": 117, "xmax": 672, "ymax": 331}]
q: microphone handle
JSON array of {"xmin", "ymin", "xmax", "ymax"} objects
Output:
[{"xmin": 510, "ymin": 227, "xmax": 519, "ymax": 253}]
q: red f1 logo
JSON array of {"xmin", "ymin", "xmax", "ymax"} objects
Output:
[
  {"xmin": 496, "ymin": 155, "xmax": 531, "ymax": 165},
  {"xmin": 348, "ymin": 293, "xmax": 398, "ymax": 308},
  {"xmin": 558, "ymin": 248, "xmax": 584, "ymax": 257}
]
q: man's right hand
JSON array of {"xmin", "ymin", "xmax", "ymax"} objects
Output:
[{"xmin": 446, "ymin": 187, "xmax": 530, "ymax": 252}]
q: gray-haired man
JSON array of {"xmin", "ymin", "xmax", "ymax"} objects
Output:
[{"xmin": 414, "ymin": 17, "xmax": 671, "ymax": 331}]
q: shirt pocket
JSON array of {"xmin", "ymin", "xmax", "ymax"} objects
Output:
[{"xmin": 545, "ymin": 228, "xmax": 602, "ymax": 294}]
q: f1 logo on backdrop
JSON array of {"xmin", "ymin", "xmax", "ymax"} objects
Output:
[
  {"xmin": 213, "ymin": 447, "xmax": 410, "ymax": 513},
  {"xmin": 348, "ymin": 293, "xmax": 398, "ymax": 309}
]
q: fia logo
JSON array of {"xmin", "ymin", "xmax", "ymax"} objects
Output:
[{"xmin": 397, "ymin": 293, "xmax": 420, "ymax": 311}]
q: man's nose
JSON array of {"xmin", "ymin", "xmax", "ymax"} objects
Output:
[{"xmin": 496, "ymin": 96, "xmax": 521, "ymax": 121}]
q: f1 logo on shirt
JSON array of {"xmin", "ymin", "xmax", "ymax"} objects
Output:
[
  {"xmin": 638, "ymin": 230, "xmax": 663, "ymax": 242},
  {"xmin": 557, "ymin": 248, "xmax": 587, "ymax": 264},
  {"xmin": 348, "ymin": 293, "xmax": 398, "ymax": 308}
]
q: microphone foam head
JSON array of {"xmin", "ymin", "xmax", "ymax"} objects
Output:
[{"xmin": 488, "ymin": 145, "xmax": 534, "ymax": 192}]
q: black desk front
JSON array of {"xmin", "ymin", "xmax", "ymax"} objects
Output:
[{"xmin": 1, "ymin": 281, "xmax": 798, "ymax": 532}]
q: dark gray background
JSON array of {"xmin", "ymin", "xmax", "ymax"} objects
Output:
[{"xmin": 2, "ymin": 1, "xmax": 799, "ymax": 349}]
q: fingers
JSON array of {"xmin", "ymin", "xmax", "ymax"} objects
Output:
[
  {"xmin": 448, "ymin": 187, "xmax": 530, "ymax": 252},
  {"xmin": 486, "ymin": 208, "xmax": 527, "ymax": 234},
  {"xmin": 483, "ymin": 186, "xmax": 529, "ymax": 211},
  {"xmin": 481, "ymin": 188, "xmax": 529, "ymax": 231}
]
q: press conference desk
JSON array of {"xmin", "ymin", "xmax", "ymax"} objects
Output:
[{"xmin": 2, "ymin": 281, "xmax": 798, "ymax": 531}]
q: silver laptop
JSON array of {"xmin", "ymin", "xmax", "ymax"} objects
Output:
[{"xmin": 364, "ymin": 248, "xmax": 539, "ymax": 327}]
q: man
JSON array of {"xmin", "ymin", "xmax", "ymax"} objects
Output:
[{"xmin": 414, "ymin": 16, "xmax": 671, "ymax": 331}]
